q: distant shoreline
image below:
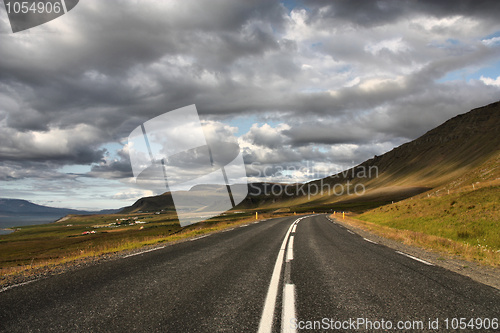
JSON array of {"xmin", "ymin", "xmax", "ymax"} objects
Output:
[
  {"xmin": 0, "ymin": 214, "xmax": 65, "ymax": 231},
  {"xmin": 0, "ymin": 228, "xmax": 15, "ymax": 235}
]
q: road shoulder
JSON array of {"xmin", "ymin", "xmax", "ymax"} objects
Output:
[{"xmin": 331, "ymin": 215, "xmax": 500, "ymax": 290}]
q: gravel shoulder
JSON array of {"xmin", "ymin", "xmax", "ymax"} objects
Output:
[{"xmin": 334, "ymin": 215, "xmax": 500, "ymax": 290}]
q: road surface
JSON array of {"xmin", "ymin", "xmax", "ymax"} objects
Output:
[{"xmin": 1, "ymin": 214, "xmax": 499, "ymax": 332}]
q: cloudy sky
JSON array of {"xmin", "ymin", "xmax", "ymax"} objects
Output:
[{"xmin": 1, "ymin": 0, "xmax": 499, "ymax": 210}]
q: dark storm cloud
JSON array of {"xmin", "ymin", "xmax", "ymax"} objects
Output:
[
  {"xmin": 88, "ymin": 159, "xmax": 133, "ymax": 180},
  {"xmin": 282, "ymin": 123, "xmax": 379, "ymax": 146},
  {"xmin": 0, "ymin": 160, "xmax": 78, "ymax": 181},
  {"xmin": 0, "ymin": 123, "xmax": 107, "ymax": 164},
  {"xmin": 0, "ymin": 0, "xmax": 287, "ymax": 163},
  {"xmin": 0, "ymin": 0, "xmax": 500, "ymax": 184},
  {"xmin": 303, "ymin": 0, "xmax": 500, "ymax": 27}
]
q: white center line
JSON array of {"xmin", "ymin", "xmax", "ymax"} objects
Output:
[
  {"xmin": 396, "ymin": 251, "xmax": 434, "ymax": 266},
  {"xmin": 286, "ymin": 236, "xmax": 294, "ymax": 262},
  {"xmin": 291, "ymin": 224, "xmax": 297, "ymax": 233},
  {"xmin": 258, "ymin": 219, "xmax": 298, "ymax": 333},
  {"xmin": 281, "ymin": 284, "xmax": 297, "ymax": 333},
  {"xmin": 363, "ymin": 237, "xmax": 377, "ymax": 244}
]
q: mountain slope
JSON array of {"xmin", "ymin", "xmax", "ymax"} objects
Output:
[
  {"xmin": 294, "ymin": 100, "xmax": 500, "ymax": 209},
  {"xmin": 0, "ymin": 199, "xmax": 121, "ymax": 216},
  {"xmin": 358, "ymin": 100, "xmax": 499, "ymax": 187}
]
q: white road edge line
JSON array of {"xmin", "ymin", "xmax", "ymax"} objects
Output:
[
  {"xmin": 363, "ymin": 237, "xmax": 377, "ymax": 244},
  {"xmin": 190, "ymin": 235, "xmax": 210, "ymax": 241},
  {"xmin": 347, "ymin": 230, "xmax": 355, "ymax": 235},
  {"xmin": 396, "ymin": 251, "xmax": 434, "ymax": 266},
  {"xmin": 124, "ymin": 246, "xmax": 166, "ymax": 258},
  {"xmin": 258, "ymin": 219, "xmax": 298, "ymax": 333},
  {"xmin": 286, "ymin": 236, "xmax": 294, "ymax": 262},
  {"xmin": 281, "ymin": 284, "xmax": 297, "ymax": 333},
  {"xmin": 0, "ymin": 279, "xmax": 37, "ymax": 293}
]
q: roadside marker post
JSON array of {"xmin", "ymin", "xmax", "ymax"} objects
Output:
[
  {"xmin": 256, "ymin": 212, "xmax": 258, "ymax": 220},
  {"xmin": 343, "ymin": 212, "xmax": 345, "ymax": 219}
]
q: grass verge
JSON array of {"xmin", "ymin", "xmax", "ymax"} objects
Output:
[{"xmin": 338, "ymin": 185, "xmax": 499, "ymax": 267}]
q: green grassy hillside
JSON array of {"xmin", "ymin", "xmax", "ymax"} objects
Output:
[{"xmin": 357, "ymin": 151, "xmax": 499, "ymax": 266}]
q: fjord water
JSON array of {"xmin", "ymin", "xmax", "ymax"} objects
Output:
[{"xmin": 0, "ymin": 214, "xmax": 65, "ymax": 234}]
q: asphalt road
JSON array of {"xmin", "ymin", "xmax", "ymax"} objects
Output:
[{"xmin": 0, "ymin": 214, "xmax": 499, "ymax": 332}]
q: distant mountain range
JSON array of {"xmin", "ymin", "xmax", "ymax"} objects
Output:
[
  {"xmin": 0, "ymin": 199, "xmax": 120, "ymax": 216},
  {"xmin": 120, "ymin": 100, "xmax": 500, "ymax": 214}
]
